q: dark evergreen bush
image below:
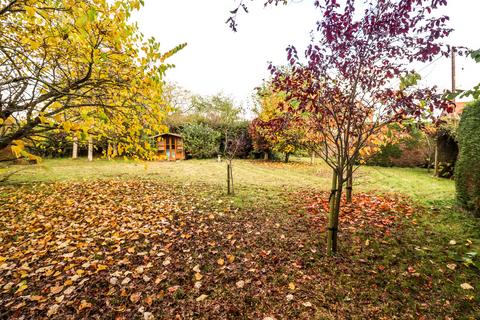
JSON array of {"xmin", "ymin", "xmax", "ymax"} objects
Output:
[{"xmin": 455, "ymin": 101, "xmax": 480, "ymax": 215}]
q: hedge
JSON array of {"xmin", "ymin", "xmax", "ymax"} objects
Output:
[{"xmin": 455, "ymin": 100, "xmax": 480, "ymax": 215}]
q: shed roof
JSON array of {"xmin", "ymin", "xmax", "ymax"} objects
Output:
[{"xmin": 152, "ymin": 133, "xmax": 183, "ymax": 138}]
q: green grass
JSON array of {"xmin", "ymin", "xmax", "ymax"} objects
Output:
[{"xmin": 5, "ymin": 157, "xmax": 454, "ymax": 200}]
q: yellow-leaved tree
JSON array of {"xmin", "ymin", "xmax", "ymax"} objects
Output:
[{"xmin": 0, "ymin": 0, "xmax": 185, "ymax": 158}]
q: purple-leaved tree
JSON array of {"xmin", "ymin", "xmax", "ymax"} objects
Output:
[{"xmin": 232, "ymin": 0, "xmax": 456, "ymax": 255}]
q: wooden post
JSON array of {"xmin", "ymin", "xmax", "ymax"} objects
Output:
[
  {"xmin": 88, "ymin": 137, "xmax": 93, "ymax": 162},
  {"xmin": 229, "ymin": 164, "xmax": 234, "ymax": 195},
  {"xmin": 72, "ymin": 136, "xmax": 78, "ymax": 159},
  {"xmin": 434, "ymin": 144, "xmax": 439, "ymax": 177},
  {"xmin": 451, "ymin": 46, "xmax": 456, "ymax": 94},
  {"xmin": 227, "ymin": 163, "xmax": 231, "ymax": 195}
]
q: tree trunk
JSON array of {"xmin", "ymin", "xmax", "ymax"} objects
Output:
[
  {"xmin": 72, "ymin": 136, "xmax": 78, "ymax": 159},
  {"xmin": 327, "ymin": 168, "xmax": 343, "ymax": 256},
  {"xmin": 284, "ymin": 153, "xmax": 290, "ymax": 163},
  {"xmin": 88, "ymin": 138, "xmax": 93, "ymax": 162},
  {"xmin": 311, "ymin": 151, "xmax": 316, "ymax": 165},
  {"xmin": 107, "ymin": 142, "xmax": 112, "ymax": 160},
  {"xmin": 346, "ymin": 164, "xmax": 353, "ymax": 203},
  {"xmin": 434, "ymin": 143, "xmax": 439, "ymax": 177},
  {"xmin": 264, "ymin": 152, "xmax": 268, "ymax": 160}
]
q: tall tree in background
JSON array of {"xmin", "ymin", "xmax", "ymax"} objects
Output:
[
  {"xmin": 265, "ymin": 0, "xmax": 455, "ymax": 255},
  {"xmin": 0, "ymin": 0, "xmax": 185, "ymax": 156},
  {"xmin": 251, "ymin": 85, "xmax": 306, "ymax": 162}
]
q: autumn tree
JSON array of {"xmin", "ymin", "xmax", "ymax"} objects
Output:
[
  {"xmin": 0, "ymin": 0, "xmax": 185, "ymax": 157},
  {"xmin": 263, "ymin": 0, "xmax": 455, "ymax": 255},
  {"xmin": 251, "ymin": 85, "xmax": 306, "ymax": 163}
]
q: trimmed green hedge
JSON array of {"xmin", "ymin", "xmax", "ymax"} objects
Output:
[{"xmin": 455, "ymin": 100, "xmax": 480, "ymax": 215}]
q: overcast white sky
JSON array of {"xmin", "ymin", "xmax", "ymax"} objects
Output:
[{"xmin": 133, "ymin": 0, "xmax": 480, "ymax": 109}]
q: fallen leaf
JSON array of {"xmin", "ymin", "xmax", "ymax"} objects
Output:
[
  {"xmin": 50, "ymin": 285, "xmax": 63, "ymax": 294},
  {"xmin": 15, "ymin": 284, "xmax": 28, "ymax": 294},
  {"xmin": 79, "ymin": 299, "xmax": 92, "ymax": 311},
  {"xmin": 143, "ymin": 312, "xmax": 155, "ymax": 320},
  {"xmin": 47, "ymin": 304, "xmax": 59, "ymax": 316},
  {"xmin": 236, "ymin": 280, "xmax": 245, "ymax": 288},
  {"xmin": 460, "ymin": 283, "xmax": 474, "ymax": 290},
  {"xmin": 288, "ymin": 282, "xmax": 296, "ymax": 290},
  {"xmin": 30, "ymin": 295, "xmax": 44, "ymax": 301},
  {"xmin": 97, "ymin": 264, "xmax": 108, "ymax": 272},
  {"xmin": 446, "ymin": 264, "xmax": 456, "ymax": 270},
  {"xmin": 196, "ymin": 294, "xmax": 208, "ymax": 302},
  {"xmin": 64, "ymin": 286, "xmax": 75, "ymax": 295},
  {"xmin": 130, "ymin": 292, "xmax": 141, "ymax": 303},
  {"xmin": 217, "ymin": 258, "xmax": 225, "ymax": 266}
]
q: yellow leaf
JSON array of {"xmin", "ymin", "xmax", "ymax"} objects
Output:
[
  {"xmin": 288, "ymin": 282, "xmax": 296, "ymax": 291},
  {"xmin": 227, "ymin": 255, "xmax": 235, "ymax": 263},
  {"xmin": 24, "ymin": 6, "xmax": 36, "ymax": 17},
  {"xmin": 217, "ymin": 258, "xmax": 224, "ymax": 266},
  {"xmin": 96, "ymin": 264, "xmax": 108, "ymax": 271},
  {"xmin": 194, "ymin": 273, "xmax": 203, "ymax": 281},
  {"xmin": 15, "ymin": 284, "xmax": 28, "ymax": 294}
]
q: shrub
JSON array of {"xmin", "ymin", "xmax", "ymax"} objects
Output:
[
  {"xmin": 180, "ymin": 123, "xmax": 221, "ymax": 159},
  {"xmin": 456, "ymin": 101, "xmax": 480, "ymax": 215}
]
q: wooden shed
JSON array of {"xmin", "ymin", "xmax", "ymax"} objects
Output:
[{"xmin": 154, "ymin": 133, "xmax": 185, "ymax": 161}]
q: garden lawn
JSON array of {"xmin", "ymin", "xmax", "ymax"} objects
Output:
[{"xmin": 0, "ymin": 159, "xmax": 479, "ymax": 319}]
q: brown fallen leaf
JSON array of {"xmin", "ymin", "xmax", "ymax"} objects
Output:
[
  {"xmin": 50, "ymin": 285, "xmax": 63, "ymax": 294},
  {"xmin": 130, "ymin": 292, "xmax": 141, "ymax": 303},
  {"xmin": 47, "ymin": 304, "xmax": 60, "ymax": 316},
  {"xmin": 79, "ymin": 299, "xmax": 92, "ymax": 311}
]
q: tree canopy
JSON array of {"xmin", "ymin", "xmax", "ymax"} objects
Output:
[{"xmin": 0, "ymin": 0, "xmax": 185, "ymax": 159}]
